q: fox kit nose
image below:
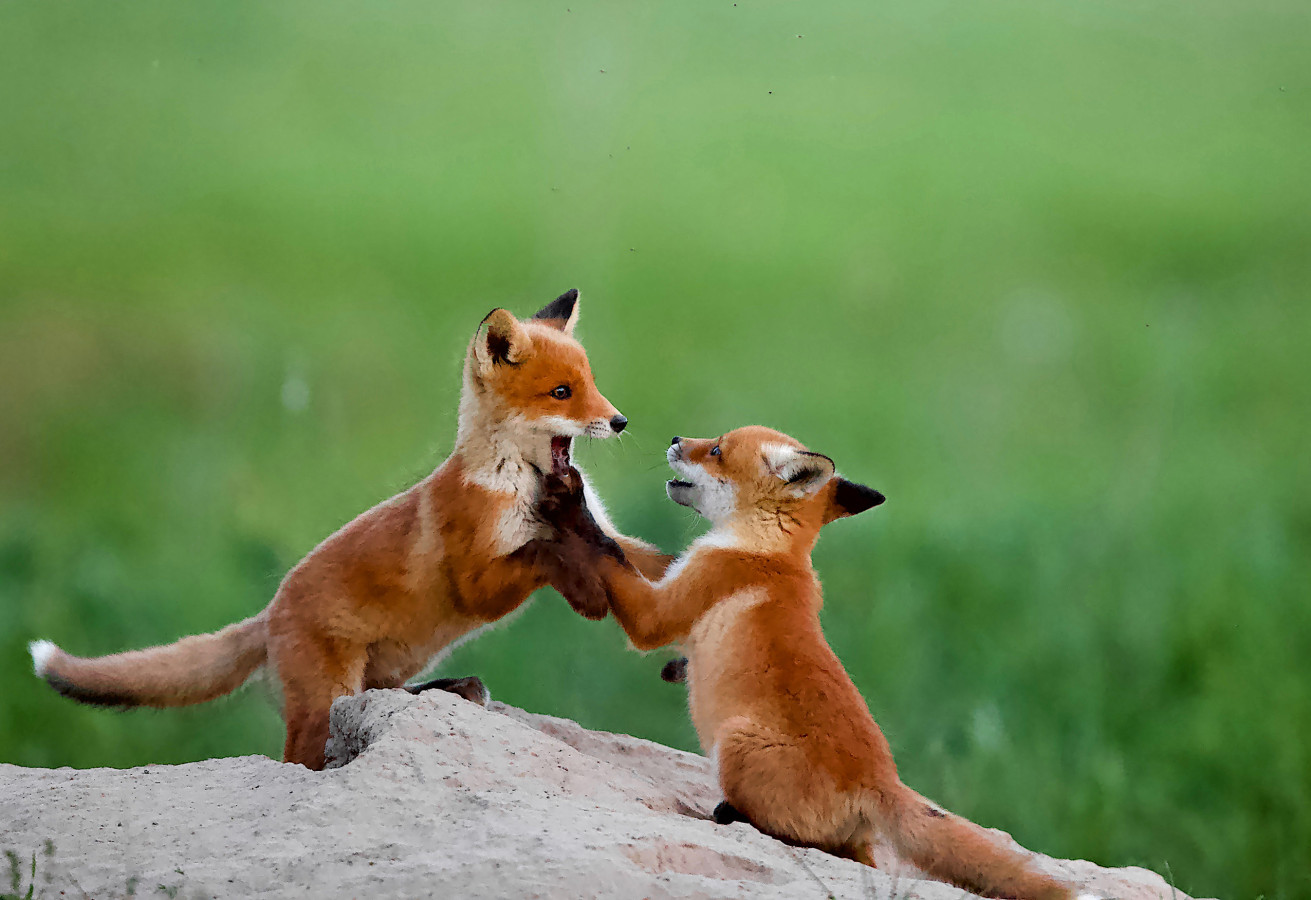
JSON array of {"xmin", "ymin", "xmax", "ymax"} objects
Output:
[
  {"xmin": 670, "ymin": 436, "xmax": 681, "ymax": 446},
  {"xmin": 609, "ymin": 414, "xmax": 628, "ymax": 434}
]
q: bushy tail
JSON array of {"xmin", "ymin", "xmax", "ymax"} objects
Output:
[
  {"xmin": 878, "ymin": 785, "xmax": 1076, "ymax": 900},
  {"xmin": 29, "ymin": 613, "xmax": 268, "ymax": 709}
]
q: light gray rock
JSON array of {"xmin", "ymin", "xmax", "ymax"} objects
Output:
[{"xmin": 0, "ymin": 690, "xmax": 1202, "ymax": 900}]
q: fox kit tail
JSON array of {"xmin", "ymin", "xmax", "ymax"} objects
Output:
[
  {"xmin": 878, "ymin": 785, "xmax": 1075, "ymax": 900},
  {"xmin": 29, "ymin": 613, "xmax": 268, "ymax": 709}
]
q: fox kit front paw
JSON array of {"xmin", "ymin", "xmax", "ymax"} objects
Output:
[
  {"xmin": 527, "ymin": 467, "xmax": 627, "ymax": 620},
  {"xmin": 537, "ymin": 468, "xmax": 627, "ymax": 562},
  {"xmin": 522, "ymin": 537, "xmax": 611, "ymax": 621}
]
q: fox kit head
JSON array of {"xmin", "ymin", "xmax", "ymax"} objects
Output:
[
  {"xmin": 460, "ymin": 289, "xmax": 626, "ymax": 479},
  {"xmin": 666, "ymin": 425, "xmax": 884, "ymax": 545}
]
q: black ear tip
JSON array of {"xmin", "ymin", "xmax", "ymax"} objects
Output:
[
  {"xmin": 533, "ymin": 289, "xmax": 579, "ymax": 322},
  {"xmin": 850, "ymin": 484, "xmax": 885, "ymax": 511},
  {"xmin": 834, "ymin": 479, "xmax": 885, "ymax": 516}
]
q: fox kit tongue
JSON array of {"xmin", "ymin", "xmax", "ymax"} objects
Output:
[{"xmin": 550, "ymin": 437, "xmax": 572, "ymax": 475}]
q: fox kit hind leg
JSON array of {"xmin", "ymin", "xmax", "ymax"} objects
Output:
[
  {"xmin": 713, "ymin": 716, "xmax": 868, "ymax": 857},
  {"xmin": 276, "ymin": 634, "xmax": 368, "ymax": 770}
]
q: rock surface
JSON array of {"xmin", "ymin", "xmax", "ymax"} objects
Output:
[{"xmin": 1, "ymin": 690, "xmax": 1201, "ymax": 899}]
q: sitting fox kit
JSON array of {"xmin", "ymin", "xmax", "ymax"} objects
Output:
[
  {"xmin": 535, "ymin": 426, "xmax": 1082, "ymax": 900},
  {"xmin": 29, "ymin": 290, "xmax": 667, "ymax": 770}
]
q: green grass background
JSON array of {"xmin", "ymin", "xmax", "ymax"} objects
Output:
[{"xmin": 1, "ymin": 2, "xmax": 1308, "ymax": 897}]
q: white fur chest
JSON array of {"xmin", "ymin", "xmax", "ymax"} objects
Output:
[
  {"xmin": 493, "ymin": 491, "xmax": 548, "ymax": 555},
  {"xmin": 463, "ymin": 446, "xmax": 550, "ymax": 555}
]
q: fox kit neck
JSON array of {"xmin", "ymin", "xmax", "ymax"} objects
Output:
[
  {"xmin": 454, "ymin": 360, "xmax": 551, "ymax": 493},
  {"xmin": 720, "ymin": 506, "xmax": 822, "ymax": 561}
]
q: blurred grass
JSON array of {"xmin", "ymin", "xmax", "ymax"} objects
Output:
[{"xmin": 1, "ymin": 1, "xmax": 1308, "ymax": 897}]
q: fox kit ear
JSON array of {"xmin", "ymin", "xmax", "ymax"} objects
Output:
[
  {"xmin": 532, "ymin": 288, "xmax": 581, "ymax": 336},
  {"xmin": 764, "ymin": 445, "xmax": 836, "ymax": 495},
  {"xmin": 824, "ymin": 478, "xmax": 885, "ymax": 523},
  {"xmin": 476, "ymin": 308, "xmax": 533, "ymax": 370}
]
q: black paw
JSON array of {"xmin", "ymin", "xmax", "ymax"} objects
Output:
[
  {"xmin": 595, "ymin": 530, "xmax": 628, "ymax": 563},
  {"xmin": 712, "ymin": 801, "xmax": 744, "ymax": 825},
  {"xmin": 537, "ymin": 468, "xmax": 586, "ymax": 524},
  {"xmin": 406, "ymin": 675, "xmax": 490, "ymax": 706},
  {"xmin": 537, "ymin": 468, "xmax": 629, "ymax": 567},
  {"xmin": 661, "ymin": 657, "xmax": 689, "ymax": 684},
  {"xmin": 561, "ymin": 573, "xmax": 611, "ymax": 621}
]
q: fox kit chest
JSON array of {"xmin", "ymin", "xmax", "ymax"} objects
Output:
[
  {"xmin": 685, "ymin": 587, "xmax": 770, "ymax": 751},
  {"xmin": 494, "ymin": 492, "xmax": 547, "ymax": 555},
  {"xmin": 461, "ymin": 450, "xmax": 550, "ymax": 555}
]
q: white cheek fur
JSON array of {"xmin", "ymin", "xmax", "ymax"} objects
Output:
[
  {"xmin": 668, "ymin": 457, "xmax": 736, "ymax": 523},
  {"xmin": 534, "ymin": 415, "xmax": 587, "ymax": 438},
  {"xmin": 536, "ymin": 415, "xmax": 618, "ymax": 440},
  {"xmin": 695, "ymin": 479, "xmax": 737, "ymax": 522}
]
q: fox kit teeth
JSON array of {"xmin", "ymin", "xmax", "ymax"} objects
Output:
[
  {"xmin": 543, "ymin": 425, "xmax": 1081, "ymax": 900},
  {"xmin": 28, "ymin": 290, "xmax": 672, "ymax": 770}
]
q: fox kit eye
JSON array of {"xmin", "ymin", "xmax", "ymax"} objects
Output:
[
  {"xmin": 550, "ymin": 385, "xmax": 572, "ymax": 400},
  {"xmin": 710, "ymin": 445, "xmax": 721, "ymax": 457}
]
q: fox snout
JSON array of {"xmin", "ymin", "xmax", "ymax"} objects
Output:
[
  {"xmin": 579, "ymin": 390, "xmax": 625, "ymax": 438},
  {"xmin": 581, "ymin": 408, "xmax": 626, "ymax": 439},
  {"xmin": 667, "ymin": 437, "xmax": 698, "ymax": 469},
  {"xmin": 667, "ymin": 435, "xmax": 702, "ymax": 459},
  {"xmin": 667, "ymin": 436, "xmax": 716, "ymax": 464}
]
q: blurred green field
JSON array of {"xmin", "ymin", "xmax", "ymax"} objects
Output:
[{"xmin": 1, "ymin": 1, "xmax": 1308, "ymax": 897}]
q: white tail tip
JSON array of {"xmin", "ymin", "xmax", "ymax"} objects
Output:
[{"xmin": 29, "ymin": 640, "xmax": 59, "ymax": 677}]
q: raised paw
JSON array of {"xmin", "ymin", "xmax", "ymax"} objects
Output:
[
  {"xmin": 537, "ymin": 467, "xmax": 628, "ymax": 564},
  {"xmin": 661, "ymin": 657, "xmax": 689, "ymax": 684},
  {"xmin": 536, "ymin": 467, "xmax": 586, "ymax": 524},
  {"xmin": 522, "ymin": 537, "xmax": 611, "ymax": 621}
]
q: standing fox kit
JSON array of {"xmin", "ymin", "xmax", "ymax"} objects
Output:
[
  {"xmin": 30, "ymin": 291, "xmax": 667, "ymax": 770},
  {"xmin": 536, "ymin": 426, "xmax": 1085, "ymax": 900}
]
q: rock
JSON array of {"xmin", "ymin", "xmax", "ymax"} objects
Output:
[{"xmin": 0, "ymin": 690, "xmax": 1203, "ymax": 899}]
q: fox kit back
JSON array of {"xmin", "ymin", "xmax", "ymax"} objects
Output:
[
  {"xmin": 29, "ymin": 290, "xmax": 668, "ymax": 769},
  {"xmin": 537, "ymin": 426, "xmax": 1086, "ymax": 900}
]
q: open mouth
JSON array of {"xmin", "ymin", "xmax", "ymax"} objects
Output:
[
  {"xmin": 550, "ymin": 436, "xmax": 572, "ymax": 475},
  {"xmin": 665, "ymin": 478, "xmax": 695, "ymax": 508}
]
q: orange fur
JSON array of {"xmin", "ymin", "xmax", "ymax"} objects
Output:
[
  {"xmin": 31, "ymin": 292, "xmax": 670, "ymax": 769},
  {"xmin": 542, "ymin": 426, "xmax": 1078, "ymax": 900}
]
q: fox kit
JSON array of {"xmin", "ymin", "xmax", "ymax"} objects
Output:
[
  {"xmin": 29, "ymin": 291, "xmax": 668, "ymax": 770},
  {"xmin": 535, "ymin": 427, "xmax": 1083, "ymax": 900}
]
